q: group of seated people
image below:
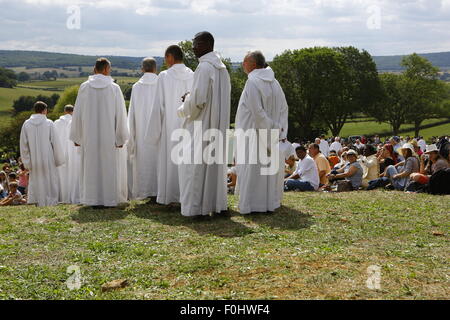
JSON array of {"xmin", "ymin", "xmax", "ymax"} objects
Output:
[
  {"xmin": 282, "ymin": 135, "xmax": 450, "ymax": 194},
  {"xmin": 0, "ymin": 161, "xmax": 29, "ymax": 206}
]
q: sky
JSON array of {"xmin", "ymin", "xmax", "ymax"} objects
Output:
[{"xmin": 1, "ymin": 0, "xmax": 450, "ymax": 61}]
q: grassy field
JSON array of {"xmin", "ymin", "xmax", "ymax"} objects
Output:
[
  {"xmin": 334, "ymin": 118, "xmax": 450, "ymax": 139},
  {"xmin": 0, "ymin": 77, "xmax": 138, "ymax": 129},
  {"xmin": 0, "ymin": 191, "xmax": 448, "ymax": 300}
]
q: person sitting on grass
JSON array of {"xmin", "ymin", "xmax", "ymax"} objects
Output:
[
  {"xmin": 406, "ymin": 144, "xmax": 449, "ymax": 192},
  {"xmin": 328, "ymin": 150, "xmax": 340, "ymax": 169},
  {"xmin": 308, "ymin": 143, "xmax": 331, "ymax": 187},
  {"xmin": 0, "ymin": 171, "xmax": 8, "ymax": 199},
  {"xmin": 377, "ymin": 144, "xmax": 397, "ymax": 174},
  {"xmin": 17, "ymin": 163, "xmax": 29, "ymax": 195},
  {"xmin": 0, "ymin": 182, "xmax": 26, "ymax": 206},
  {"xmin": 8, "ymin": 172, "xmax": 18, "ymax": 184},
  {"xmin": 367, "ymin": 143, "xmax": 419, "ymax": 191},
  {"xmin": 284, "ymin": 146, "xmax": 319, "ymax": 192},
  {"xmin": 360, "ymin": 145, "xmax": 379, "ymax": 189},
  {"xmin": 227, "ymin": 166, "xmax": 237, "ymax": 194},
  {"xmin": 327, "ymin": 149, "xmax": 363, "ymax": 191}
]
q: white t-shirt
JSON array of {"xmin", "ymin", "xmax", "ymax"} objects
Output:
[{"xmin": 294, "ymin": 155, "xmax": 320, "ymax": 190}]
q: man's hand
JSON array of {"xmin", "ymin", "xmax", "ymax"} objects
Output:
[{"xmin": 181, "ymin": 92, "xmax": 190, "ymax": 103}]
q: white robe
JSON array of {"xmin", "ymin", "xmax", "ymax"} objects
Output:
[
  {"xmin": 177, "ymin": 52, "xmax": 231, "ymax": 216},
  {"xmin": 54, "ymin": 114, "xmax": 81, "ymax": 204},
  {"xmin": 70, "ymin": 74, "xmax": 129, "ymax": 207},
  {"xmin": 329, "ymin": 141, "xmax": 342, "ymax": 153},
  {"xmin": 320, "ymin": 139, "xmax": 330, "ymax": 157},
  {"xmin": 20, "ymin": 114, "xmax": 65, "ymax": 207},
  {"xmin": 128, "ymin": 73, "xmax": 159, "ymax": 200},
  {"xmin": 147, "ymin": 64, "xmax": 194, "ymax": 205},
  {"xmin": 235, "ymin": 67, "xmax": 289, "ymax": 214}
]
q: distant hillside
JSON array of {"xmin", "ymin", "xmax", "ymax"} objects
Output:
[
  {"xmin": 373, "ymin": 51, "xmax": 450, "ymax": 71},
  {"xmin": 2, "ymin": 49, "xmax": 450, "ymax": 73},
  {"xmin": 0, "ymin": 50, "xmax": 164, "ymax": 70}
]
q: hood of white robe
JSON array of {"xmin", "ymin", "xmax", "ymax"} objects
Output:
[
  {"xmin": 28, "ymin": 114, "xmax": 48, "ymax": 126},
  {"xmin": 248, "ymin": 67, "xmax": 275, "ymax": 82},
  {"xmin": 58, "ymin": 114, "xmax": 72, "ymax": 123},
  {"xmin": 199, "ymin": 51, "xmax": 227, "ymax": 70},
  {"xmin": 138, "ymin": 72, "xmax": 158, "ymax": 85},
  {"xmin": 167, "ymin": 63, "xmax": 193, "ymax": 80},
  {"xmin": 87, "ymin": 74, "xmax": 114, "ymax": 89}
]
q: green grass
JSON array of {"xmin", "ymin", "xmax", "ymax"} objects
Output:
[
  {"xmin": 0, "ymin": 77, "xmax": 138, "ymax": 130},
  {"xmin": 0, "ymin": 191, "xmax": 448, "ymax": 300},
  {"xmin": 334, "ymin": 118, "xmax": 450, "ymax": 140}
]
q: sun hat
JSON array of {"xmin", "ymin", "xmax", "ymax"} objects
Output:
[
  {"xmin": 398, "ymin": 143, "xmax": 416, "ymax": 157},
  {"xmin": 346, "ymin": 149, "xmax": 358, "ymax": 156},
  {"xmin": 424, "ymin": 144, "xmax": 439, "ymax": 154}
]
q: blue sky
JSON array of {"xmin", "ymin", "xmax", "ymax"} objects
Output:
[{"xmin": 1, "ymin": 0, "xmax": 449, "ymax": 61}]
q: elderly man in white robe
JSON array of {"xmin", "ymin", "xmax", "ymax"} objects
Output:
[
  {"xmin": 235, "ymin": 51, "xmax": 289, "ymax": 214},
  {"xmin": 20, "ymin": 101, "xmax": 65, "ymax": 207},
  {"xmin": 70, "ymin": 58, "xmax": 129, "ymax": 208},
  {"xmin": 128, "ymin": 58, "xmax": 159, "ymax": 200},
  {"xmin": 177, "ymin": 32, "xmax": 231, "ymax": 217},
  {"xmin": 54, "ymin": 105, "xmax": 81, "ymax": 204},
  {"xmin": 147, "ymin": 46, "xmax": 194, "ymax": 205}
]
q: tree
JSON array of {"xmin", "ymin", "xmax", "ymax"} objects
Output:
[
  {"xmin": 12, "ymin": 94, "xmax": 60, "ymax": 115},
  {"xmin": 366, "ymin": 73, "xmax": 410, "ymax": 136},
  {"xmin": 54, "ymin": 85, "xmax": 79, "ymax": 114},
  {"xmin": 17, "ymin": 71, "xmax": 30, "ymax": 82},
  {"xmin": 229, "ymin": 65, "xmax": 247, "ymax": 125},
  {"xmin": 401, "ymin": 53, "xmax": 447, "ymax": 137},
  {"xmin": 324, "ymin": 47, "xmax": 381, "ymax": 137},
  {"xmin": 0, "ymin": 111, "xmax": 34, "ymax": 156},
  {"xmin": 0, "ymin": 67, "xmax": 17, "ymax": 88},
  {"xmin": 271, "ymin": 48, "xmax": 336, "ymax": 140}
]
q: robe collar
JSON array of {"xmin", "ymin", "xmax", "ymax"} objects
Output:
[
  {"xmin": 88, "ymin": 74, "xmax": 114, "ymax": 89},
  {"xmin": 248, "ymin": 67, "xmax": 275, "ymax": 82},
  {"xmin": 138, "ymin": 72, "xmax": 158, "ymax": 85},
  {"xmin": 28, "ymin": 113, "xmax": 48, "ymax": 126},
  {"xmin": 199, "ymin": 51, "xmax": 226, "ymax": 70}
]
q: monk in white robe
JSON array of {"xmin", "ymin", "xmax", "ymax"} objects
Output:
[
  {"xmin": 54, "ymin": 105, "xmax": 81, "ymax": 204},
  {"xmin": 128, "ymin": 58, "xmax": 159, "ymax": 200},
  {"xmin": 147, "ymin": 45, "xmax": 194, "ymax": 205},
  {"xmin": 235, "ymin": 51, "xmax": 288, "ymax": 214},
  {"xmin": 177, "ymin": 32, "xmax": 231, "ymax": 217},
  {"xmin": 20, "ymin": 101, "xmax": 65, "ymax": 207},
  {"xmin": 70, "ymin": 58, "xmax": 129, "ymax": 207}
]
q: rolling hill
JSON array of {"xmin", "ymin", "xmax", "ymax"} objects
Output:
[
  {"xmin": 0, "ymin": 50, "xmax": 164, "ymax": 70},
  {"xmin": 2, "ymin": 49, "xmax": 450, "ymax": 72}
]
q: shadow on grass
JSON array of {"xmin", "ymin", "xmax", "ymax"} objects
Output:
[
  {"xmin": 130, "ymin": 200, "xmax": 313, "ymax": 237},
  {"xmin": 241, "ymin": 205, "xmax": 313, "ymax": 231},
  {"xmin": 70, "ymin": 203, "xmax": 130, "ymax": 223},
  {"xmin": 132, "ymin": 201, "xmax": 253, "ymax": 238}
]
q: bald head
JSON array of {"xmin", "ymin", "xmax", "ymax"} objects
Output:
[{"xmin": 142, "ymin": 57, "xmax": 157, "ymax": 73}]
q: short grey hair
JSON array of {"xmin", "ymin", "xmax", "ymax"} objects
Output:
[
  {"xmin": 246, "ymin": 51, "xmax": 266, "ymax": 68},
  {"xmin": 142, "ymin": 57, "xmax": 157, "ymax": 72}
]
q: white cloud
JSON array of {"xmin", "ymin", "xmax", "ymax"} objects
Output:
[{"xmin": 0, "ymin": 0, "xmax": 449, "ymax": 60}]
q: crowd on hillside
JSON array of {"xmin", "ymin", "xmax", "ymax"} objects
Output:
[
  {"xmin": 271, "ymin": 134, "xmax": 450, "ymax": 195},
  {"xmin": 2, "ymin": 133, "xmax": 450, "ymax": 208}
]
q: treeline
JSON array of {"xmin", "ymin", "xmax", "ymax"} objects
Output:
[{"xmin": 0, "ymin": 50, "xmax": 164, "ymax": 70}]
